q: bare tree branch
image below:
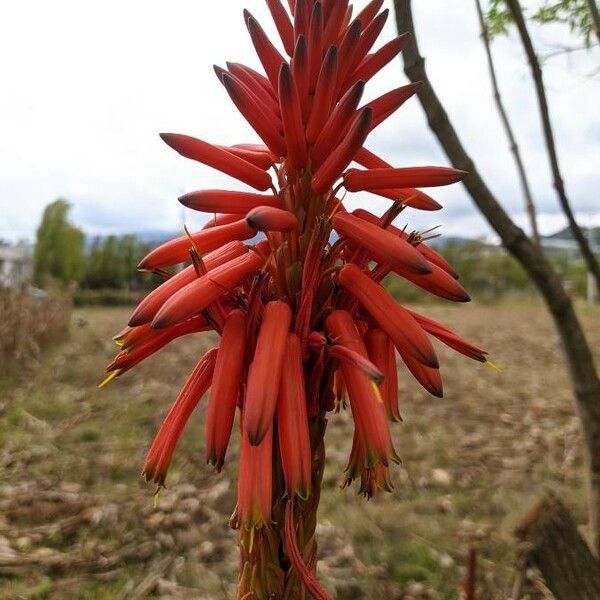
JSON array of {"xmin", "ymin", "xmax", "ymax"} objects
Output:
[
  {"xmin": 504, "ymin": 0, "xmax": 600, "ymax": 295},
  {"xmin": 393, "ymin": 0, "xmax": 600, "ymax": 556},
  {"xmin": 474, "ymin": 0, "xmax": 540, "ymax": 246}
]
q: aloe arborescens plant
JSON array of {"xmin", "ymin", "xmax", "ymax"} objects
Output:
[{"xmin": 104, "ymin": 0, "xmax": 487, "ymax": 597}]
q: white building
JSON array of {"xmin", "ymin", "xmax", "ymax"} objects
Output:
[{"xmin": 0, "ymin": 241, "xmax": 33, "ymax": 289}]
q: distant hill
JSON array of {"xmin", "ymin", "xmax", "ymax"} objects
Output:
[
  {"xmin": 545, "ymin": 226, "xmax": 600, "ymax": 242},
  {"xmin": 542, "ymin": 226, "xmax": 600, "ymax": 253}
]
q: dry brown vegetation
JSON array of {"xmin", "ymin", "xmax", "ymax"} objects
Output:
[
  {"xmin": 1, "ymin": 301, "xmax": 598, "ymax": 599},
  {"xmin": 0, "ymin": 289, "xmax": 72, "ymax": 374}
]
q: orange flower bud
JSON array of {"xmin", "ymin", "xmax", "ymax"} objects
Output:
[
  {"xmin": 130, "ymin": 241, "xmax": 247, "ymax": 326},
  {"xmin": 138, "ymin": 219, "xmax": 255, "ymax": 270},
  {"xmin": 365, "ymin": 328, "xmax": 401, "ymax": 422},
  {"xmin": 206, "ymin": 310, "xmax": 248, "ymax": 471},
  {"xmin": 160, "ymin": 133, "xmax": 272, "ymax": 191},
  {"xmin": 306, "ymin": 46, "xmax": 338, "ymax": 144},
  {"xmin": 179, "ymin": 189, "xmax": 280, "ymax": 215},
  {"xmin": 344, "ymin": 165, "xmax": 468, "ymax": 191},
  {"xmin": 142, "ymin": 348, "xmax": 216, "ymax": 487},
  {"xmin": 278, "ymin": 63, "xmax": 307, "ymax": 168},
  {"xmin": 244, "ymin": 301, "xmax": 292, "ymax": 445},
  {"xmin": 266, "ymin": 0, "xmax": 295, "ymax": 56},
  {"xmin": 326, "ymin": 310, "xmax": 396, "ymax": 467},
  {"xmin": 245, "ymin": 11, "xmax": 286, "ymax": 89},
  {"xmin": 237, "ymin": 422, "xmax": 273, "ymax": 528},
  {"xmin": 333, "ymin": 211, "xmax": 431, "ymax": 274},
  {"xmin": 277, "ymin": 334, "xmax": 312, "ymax": 499},
  {"xmin": 338, "ymin": 264, "xmax": 438, "ymax": 368},
  {"xmin": 246, "ymin": 206, "xmax": 298, "ymax": 232},
  {"xmin": 151, "ymin": 251, "xmax": 264, "ymax": 329}
]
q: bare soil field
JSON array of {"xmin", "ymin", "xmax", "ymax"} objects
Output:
[{"xmin": 1, "ymin": 300, "xmax": 598, "ymax": 599}]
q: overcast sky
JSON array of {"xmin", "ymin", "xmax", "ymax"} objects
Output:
[{"xmin": 0, "ymin": 0, "xmax": 598, "ymax": 243}]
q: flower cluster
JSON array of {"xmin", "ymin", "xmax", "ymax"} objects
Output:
[{"xmin": 104, "ymin": 0, "xmax": 487, "ymax": 596}]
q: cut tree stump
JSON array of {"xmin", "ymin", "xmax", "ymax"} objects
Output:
[{"xmin": 515, "ymin": 491, "xmax": 600, "ymax": 599}]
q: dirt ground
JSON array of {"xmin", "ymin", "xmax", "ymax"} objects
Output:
[{"xmin": 1, "ymin": 300, "xmax": 598, "ymax": 599}]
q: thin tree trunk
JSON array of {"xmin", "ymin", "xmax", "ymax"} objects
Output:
[
  {"xmin": 586, "ymin": 0, "xmax": 600, "ymax": 45},
  {"xmin": 474, "ymin": 0, "xmax": 540, "ymax": 246},
  {"xmin": 504, "ymin": 0, "xmax": 600, "ymax": 295},
  {"xmin": 393, "ymin": 0, "xmax": 600, "ymax": 557},
  {"xmin": 515, "ymin": 492, "xmax": 600, "ymax": 599}
]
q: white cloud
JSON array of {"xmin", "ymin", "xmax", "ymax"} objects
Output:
[{"xmin": 0, "ymin": 0, "xmax": 598, "ymax": 242}]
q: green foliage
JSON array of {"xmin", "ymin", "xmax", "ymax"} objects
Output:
[
  {"xmin": 385, "ymin": 240, "xmax": 588, "ymax": 303},
  {"xmin": 34, "ymin": 199, "xmax": 85, "ymax": 285},
  {"xmin": 486, "ymin": 0, "xmax": 595, "ymax": 45},
  {"xmin": 82, "ymin": 234, "xmax": 151, "ymax": 290}
]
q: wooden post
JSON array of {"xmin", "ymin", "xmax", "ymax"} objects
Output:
[{"xmin": 515, "ymin": 492, "xmax": 600, "ymax": 599}]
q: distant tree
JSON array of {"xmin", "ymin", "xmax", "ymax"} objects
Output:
[
  {"xmin": 34, "ymin": 199, "xmax": 85, "ymax": 285},
  {"xmin": 487, "ymin": 0, "xmax": 599, "ymax": 47},
  {"xmin": 81, "ymin": 234, "xmax": 152, "ymax": 290}
]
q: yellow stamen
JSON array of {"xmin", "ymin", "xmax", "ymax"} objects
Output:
[
  {"xmin": 153, "ymin": 489, "xmax": 160, "ymax": 509},
  {"xmin": 371, "ymin": 381, "xmax": 384, "ymax": 403},
  {"xmin": 485, "ymin": 359, "xmax": 502, "ymax": 373},
  {"xmin": 248, "ymin": 526, "xmax": 255, "ymax": 554},
  {"xmin": 98, "ymin": 370, "xmax": 120, "ymax": 388}
]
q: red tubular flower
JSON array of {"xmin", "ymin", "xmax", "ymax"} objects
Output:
[
  {"xmin": 353, "ymin": 148, "xmax": 443, "ymax": 211},
  {"xmin": 160, "ymin": 133, "xmax": 272, "ymax": 191},
  {"xmin": 266, "ymin": 0, "xmax": 295, "ymax": 56},
  {"xmin": 244, "ymin": 10, "xmax": 286, "ymax": 89},
  {"xmin": 278, "ymin": 62, "xmax": 307, "ymax": 168},
  {"xmin": 335, "ymin": 18, "xmax": 363, "ymax": 91},
  {"xmin": 328, "ymin": 343, "xmax": 384, "ymax": 383},
  {"xmin": 344, "ymin": 165, "xmax": 468, "ymax": 191},
  {"xmin": 216, "ymin": 65, "xmax": 282, "ymax": 125},
  {"xmin": 348, "ymin": 9, "xmax": 389, "ymax": 77},
  {"xmin": 130, "ymin": 241, "xmax": 247, "ymax": 326},
  {"xmin": 391, "ymin": 260, "xmax": 471, "ymax": 303},
  {"xmin": 104, "ymin": 3, "xmax": 488, "ymax": 596},
  {"xmin": 333, "ymin": 211, "xmax": 431, "ymax": 274},
  {"xmin": 352, "ymin": 208, "xmax": 457, "ymax": 277},
  {"xmin": 355, "ymin": 0, "xmax": 384, "ymax": 28},
  {"xmin": 311, "ymin": 80, "xmax": 365, "ymax": 167},
  {"xmin": 246, "ymin": 206, "xmax": 298, "ymax": 232},
  {"xmin": 117, "ymin": 315, "xmax": 209, "ymax": 354},
  {"xmin": 348, "ymin": 34, "xmax": 409, "ymax": 88},
  {"xmin": 142, "ymin": 348, "xmax": 216, "ymax": 487},
  {"xmin": 306, "ymin": 46, "xmax": 338, "ymax": 143},
  {"xmin": 225, "ymin": 62, "xmax": 279, "ymax": 108},
  {"xmin": 152, "ymin": 251, "xmax": 265, "ymax": 329},
  {"xmin": 244, "ymin": 300, "xmax": 292, "ymax": 445},
  {"xmin": 294, "ymin": 0, "xmax": 310, "ymax": 42},
  {"xmin": 218, "ymin": 145, "xmax": 274, "ymax": 170},
  {"xmin": 365, "ymin": 328, "xmax": 401, "ymax": 422},
  {"xmin": 138, "ymin": 219, "xmax": 255, "ymax": 270},
  {"xmin": 366, "ymin": 82, "xmax": 421, "ymax": 130},
  {"xmin": 219, "ymin": 72, "xmax": 287, "ymax": 157},
  {"xmin": 312, "ymin": 108, "xmax": 373, "ymax": 194},
  {"xmin": 306, "ymin": 2, "xmax": 323, "ymax": 89},
  {"xmin": 179, "ymin": 189, "xmax": 280, "ymax": 215},
  {"xmin": 201, "ymin": 213, "xmax": 241, "ymax": 229},
  {"xmin": 277, "ymin": 333, "xmax": 312, "ymax": 499},
  {"xmin": 408, "ymin": 309, "xmax": 488, "ymax": 362},
  {"xmin": 292, "ymin": 35, "xmax": 310, "ymax": 119},
  {"xmin": 237, "ymin": 422, "xmax": 273, "ymax": 528},
  {"xmin": 339, "ymin": 263, "xmax": 438, "ymax": 368},
  {"xmin": 206, "ymin": 310, "xmax": 248, "ymax": 472},
  {"xmin": 326, "ymin": 310, "xmax": 396, "ymax": 467},
  {"xmin": 104, "ymin": 316, "xmax": 209, "ymax": 380}
]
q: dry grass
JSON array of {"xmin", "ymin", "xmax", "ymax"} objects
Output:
[
  {"xmin": 0, "ymin": 289, "xmax": 72, "ymax": 374},
  {"xmin": 0, "ymin": 300, "xmax": 598, "ymax": 599}
]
